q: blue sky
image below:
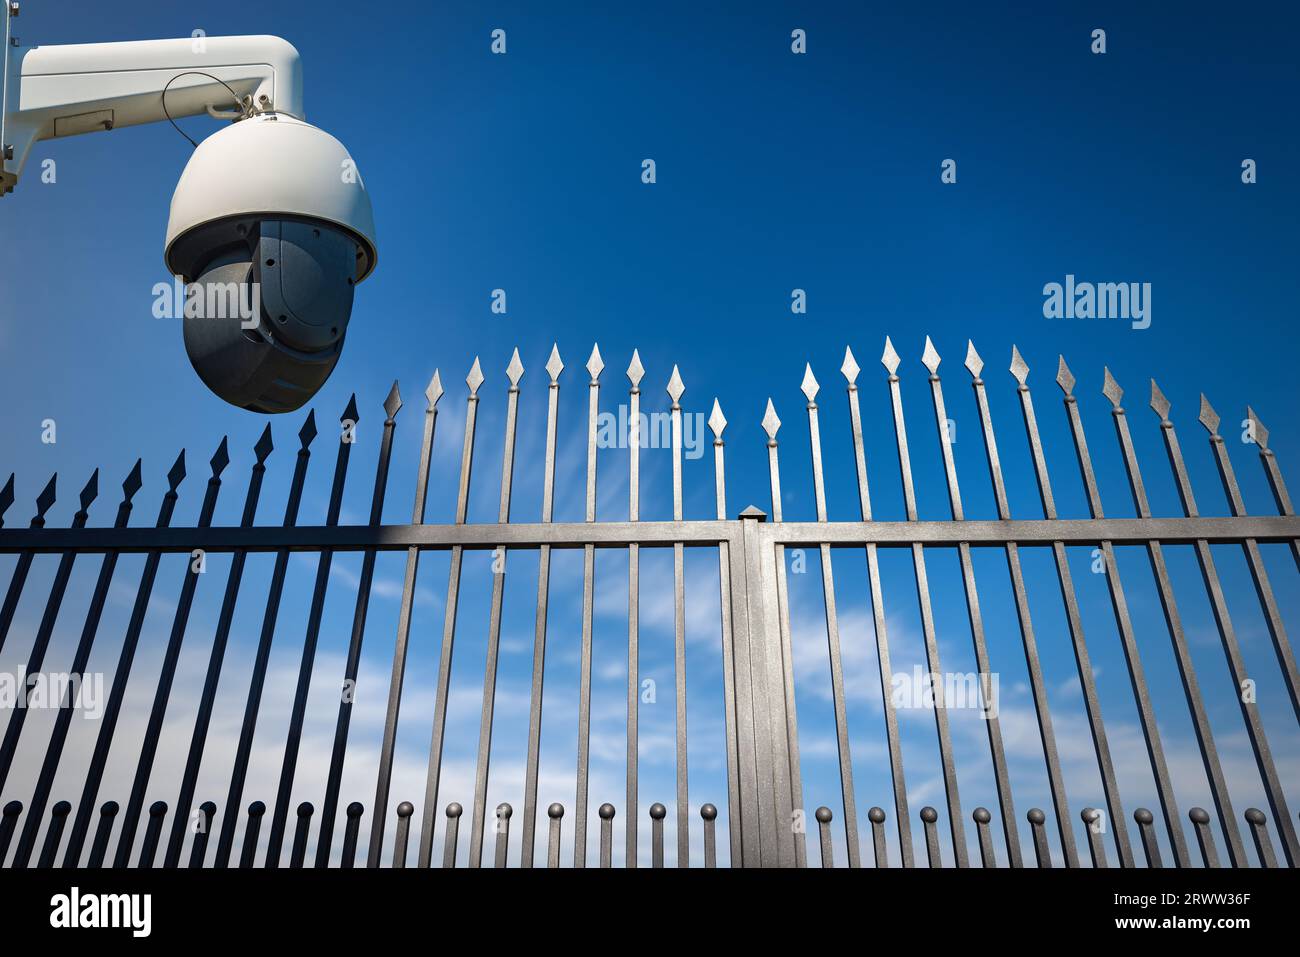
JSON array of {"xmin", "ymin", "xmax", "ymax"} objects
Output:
[{"xmin": 0, "ymin": 0, "xmax": 1297, "ymax": 867}]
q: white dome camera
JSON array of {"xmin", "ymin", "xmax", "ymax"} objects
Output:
[{"xmin": 1, "ymin": 26, "xmax": 378, "ymax": 413}]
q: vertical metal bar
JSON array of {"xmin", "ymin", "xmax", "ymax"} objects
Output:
[
  {"xmin": 415, "ymin": 360, "xmax": 482, "ymax": 868},
  {"xmin": 626, "ymin": 350, "xmax": 643, "ymax": 869},
  {"xmin": 1028, "ymin": 809, "xmax": 1051, "ymax": 868},
  {"xmin": 442, "ymin": 803, "xmax": 463, "ymax": 868},
  {"xmin": 727, "ymin": 511, "xmax": 763, "ymax": 868},
  {"xmin": 164, "ymin": 427, "xmax": 271, "ymax": 869},
  {"xmin": 756, "ymin": 408, "xmax": 796, "ymax": 868},
  {"xmin": 844, "ymin": 349, "xmax": 912, "ymax": 869},
  {"xmin": 1245, "ymin": 808, "xmax": 1277, "ymax": 868},
  {"xmin": 306, "ymin": 385, "xmax": 401, "ymax": 866},
  {"xmin": 650, "ymin": 802, "xmax": 666, "ymax": 868},
  {"xmin": 599, "ymin": 803, "xmax": 614, "ymax": 868},
  {"xmin": 392, "ymin": 802, "xmax": 413, "ymax": 868},
  {"xmin": 1188, "ymin": 808, "xmax": 1219, "ymax": 868},
  {"xmin": 1153, "ymin": 386, "xmax": 1299, "ymax": 868},
  {"xmin": 11, "ymin": 464, "xmax": 137, "ymax": 867},
  {"xmin": 815, "ymin": 806, "xmax": 834, "ymax": 867},
  {"xmin": 868, "ymin": 807, "xmax": 889, "ymax": 867},
  {"xmin": 885, "ymin": 339, "xmax": 966, "ymax": 867},
  {"xmin": 365, "ymin": 372, "xmax": 442, "ymax": 868},
  {"xmin": 0, "ymin": 800, "xmax": 20, "ymax": 866},
  {"xmin": 493, "ymin": 803, "xmax": 511, "ymax": 868},
  {"xmin": 1017, "ymin": 359, "xmax": 1132, "ymax": 867},
  {"xmin": 468, "ymin": 352, "xmax": 524, "ymax": 866},
  {"xmin": 1247, "ymin": 407, "xmax": 1300, "ymax": 572},
  {"xmin": 0, "ymin": 473, "xmax": 58, "ymax": 656},
  {"xmin": 290, "ymin": 803, "xmax": 313, "ymax": 868},
  {"xmin": 1134, "ymin": 808, "xmax": 1162, "ymax": 868},
  {"xmin": 114, "ymin": 440, "xmax": 229, "ymax": 868},
  {"xmin": 268, "ymin": 391, "xmax": 374, "ymax": 866},
  {"xmin": 63, "ymin": 451, "xmax": 187, "ymax": 868},
  {"xmin": 0, "ymin": 471, "xmax": 97, "ymax": 790},
  {"xmin": 708, "ymin": 400, "xmax": 743, "ymax": 865},
  {"xmin": 239, "ymin": 802, "xmax": 265, "ymax": 869},
  {"xmin": 1097, "ymin": 370, "xmax": 1246, "ymax": 867},
  {"xmin": 737, "ymin": 507, "xmax": 779, "ymax": 865},
  {"xmin": 921, "ymin": 807, "xmax": 941, "ymax": 868},
  {"xmin": 340, "ymin": 803, "xmax": 363, "ymax": 869},
  {"xmin": 213, "ymin": 414, "xmax": 318, "ymax": 868},
  {"xmin": 37, "ymin": 801, "xmax": 71, "ymax": 869},
  {"xmin": 701, "ymin": 804, "xmax": 717, "ymax": 868},
  {"xmin": 1081, "ymin": 808, "xmax": 1108, "ymax": 869},
  {"xmin": 979, "ymin": 347, "xmax": 1076, "ymax": 865},
  {"xmin": 667, "ymin": 365, "xmax": 691, "ymax": 868},
  {"xmin": 522, "ymin": 349, "xmax": 562, "ymax": 867},
  {"xmin": 88, "ymin": 801, "xmax": 119, "ymax": 869},
  {"xmin": 188, "ymin": 802, "xmax": 215, "ymax": 869},
  {"xmin": 973, "ymin": 807, "xmax": 996, "ymax": 868},
  {"xmin": 1051, "ymin": 361, "xmax": 1188, "ymax": 866},
  {"xmin": 800, "ymin": 366, "xmax": 856, "ymax": 867},
  {"xmin": 1199, "ymin": 397, "xmax": 1300, "ymax": 723},
  {"xmin": 138, "ymin": 801, "xmax": 167, "ymax": 868},
  {"xmin": 546, "ymin": 803, "xmax": 562, "ymax": 868},
  {"xmin": 574, "ymin": 345, "xmax": 602, "ymax": 867}
]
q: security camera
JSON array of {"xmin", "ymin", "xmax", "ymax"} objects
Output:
[{"xmin": 1, "ymin": 26, "xmax": 377, "ymax": 413}]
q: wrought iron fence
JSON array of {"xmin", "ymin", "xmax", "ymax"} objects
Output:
[{"xmin": 0, "ymin": 337, "xmax": 1296, "ymax": 868}]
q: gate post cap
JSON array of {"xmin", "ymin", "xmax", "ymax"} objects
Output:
[{"xmin": 738, "ymin": 505, "xmax": 767, "ymax": 521}]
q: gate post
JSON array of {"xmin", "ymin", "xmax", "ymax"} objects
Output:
[{"xmin": 728, "ymin": 506, "xmax": 800, "ymax": 866}]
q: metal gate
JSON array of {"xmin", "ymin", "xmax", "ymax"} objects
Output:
[{"xmin": 0, "ymin": 337, "xmax": 1296, "ymax": 868}]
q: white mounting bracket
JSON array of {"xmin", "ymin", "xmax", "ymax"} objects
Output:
[{"xmin": 1, "ymin": 14, "xmax": 303, "ymax": 196}]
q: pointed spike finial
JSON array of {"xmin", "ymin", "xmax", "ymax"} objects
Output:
[
  {"xmin": 79, "ymin": 469, "xmax": 100, "ymax": 512},
  {"xmin": 1101, "ymin": 368, "xmax": 1123, "ymax": 408},
  {"xmin": 1149, "ymin": 380, "xmax": 1171, "ymax": 421},
  {"xmin": 36, "ymin": 474, "xmax": 57, "ymax": 517},
  {"xmin": 425, "ymin": 370, "xmax": 444, "ymax": 409},
  {"xmin": 341, "ymin": 394, "xmax": 360, "ymax": 425},
  {"xmin": 1056, "ymin": 356, "xmax": 1076, "ymax": 395},
  {"xmin": 298, "ymin": 409, "xmax": 318, "ymax": 449},
  {"xmin": 964, "ymin": 340, "xmax": 984, "ymax": 379},
  {"xmin": 800, "ymin": 363, "xmax": 819, "ymax": 403},
  {"xmin": 666, "ymin": 364, "xmax": 685, "ymax": 404},
  {"xmin": 841, "ymin": 346, "xmax": 860, "ymax": 385},
  {"xmin": 466, "ymin": 358, "xmax": 484, "ymax": 396},
  {"xmin": 761, "ymin": 398, "xmax": 781, "ymax": 442},
  {"xmin": 1009, "ymin": 346, "xmax": 1029, "ymax": 386},
  {"xmin": 881, "ymin": 337, "xmax": 902, "ymax": 375},
  {"xmin": 545, "ymin": 344, "xmax": 564, "ymax": 384},
  {"xmin": 122, "ymin": 460, "xmax": 143, "ymax": 502},
  {"xmin": 384, "ymin": 381, "xmax": 403, "ymax": 418},
  {"xmin": 921, "ymin": 336, "xmax": 941, "ymax": 375},
  {"xmin": 506, "ymin": 348, "xmax": 524, "ymax": 387},
  {"xmin": 167, "ymin": 451, "xmax": 187, "ymax": 491},
  {"xmin": 1246, "ymin": 406, "xmax": 1269, "ymax": 450},
  {"xmin": 0, "ymin": 474, "xmax": 14, "ymax": 520},
  {"xmin": 627, "ymin": 349, "xmax": 645, "ymax": 388},
  {"xmin": 708, "ymin": 398, "xmax": 727, "ymax": 440},
  {"xmin": 1198, "ymin": 394, "xmax": 1221, "ymax": 435},
  {"xmin": 254, "ymin": 424, "xmax": 274, "ymax": 464},
  {"xmin": 586, "ymin": 344, "xmax": 604, "ymax": 381},
  {"xmin": 210, "ymin": 436, "xmax": 230, "ymax": 477}
]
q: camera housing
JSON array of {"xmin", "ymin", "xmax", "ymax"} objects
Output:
[{"xmin": 164, "ymin": 113, "xmax": 377, "ymax": 413}]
